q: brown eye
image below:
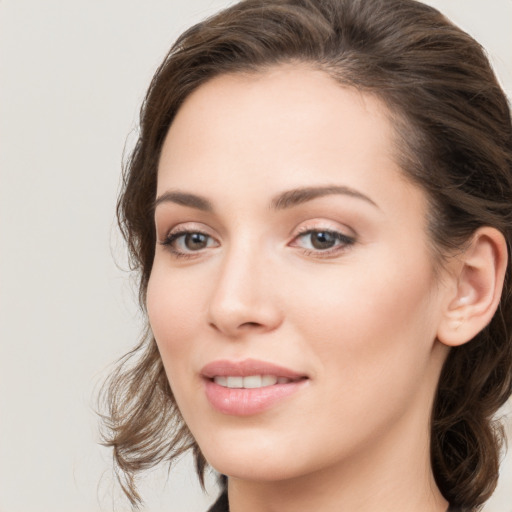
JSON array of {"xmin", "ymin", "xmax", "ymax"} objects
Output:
[
  {"xmin": 291, "ymin": 228, "xmax": 355, "ymax": 256},
  {"xmin": 184, "ymin": 232, "xmax": 209, "ymax": 250},
  {"xmin": 309, "ymin": 231, "xmax": 337, "ymax": 250},
  {"xmin": 161, "ymin": 229, "xmax": 219, "ymax": 258}
]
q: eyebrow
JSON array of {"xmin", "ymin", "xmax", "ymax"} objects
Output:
[
  {"xmin": 270, "ymin": 185, "xmax": 379, "ymax": 210},
  {"xmin": 153, "ymin": 191, "xmax": 213, "ymax": 212},
  {"xmin": 153, "ymin": 185, "xmax": 378, "ymax": 212}
]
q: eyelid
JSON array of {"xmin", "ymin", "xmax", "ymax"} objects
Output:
[
  {"xmin": 291, "ymin": 220, "xmax": 356, "ymax": 240},
  {"xmin": 158, "ymin": 221, "xmax": 216, "ymax": 242}
]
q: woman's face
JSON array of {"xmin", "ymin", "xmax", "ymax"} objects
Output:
[{"xmin": 148, "ymin": 65, "xmax": 451, "ymax": 483}]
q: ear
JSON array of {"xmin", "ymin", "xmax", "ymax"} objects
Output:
[{"xmin": 437, "ymin": 227, "xmax": 508, "ymax": 347}]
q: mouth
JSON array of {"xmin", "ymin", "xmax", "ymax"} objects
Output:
[
  {"xmin": 201, "ymin": 358, "xmax": 308, "ymax": 383},
  {"xmin": 212, "ymin": 374, "xmax": 301, "ymax": 389},
  {"xmin": 200, "ymin": 359, "xmax": 309, "ymax": 416}
]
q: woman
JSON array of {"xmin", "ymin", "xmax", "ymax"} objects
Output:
[{"xmin": 101, "ymin": 0, "xmax": 512, "ymax": 511}]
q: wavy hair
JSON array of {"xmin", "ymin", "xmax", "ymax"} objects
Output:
[{"xmin": 100, "ymin": 0, "xmax": 512, "ymax": 509}]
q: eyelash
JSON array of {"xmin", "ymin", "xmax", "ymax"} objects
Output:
[{"xmin": 160, "ymin": 227, "xmax": 355, "ymax": 260}]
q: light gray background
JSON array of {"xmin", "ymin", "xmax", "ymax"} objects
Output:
[{"xmin": 1, "ymin": 1, "xmax": 511, "ymax": 511}]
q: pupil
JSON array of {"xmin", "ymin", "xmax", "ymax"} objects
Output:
[
  {"xmin": 312, "ymin": 231, "xmax": 335, "ymax": 250},
  {"xmin": 186, "ymin": 233, "xmax": 207, "ymax": 250}
]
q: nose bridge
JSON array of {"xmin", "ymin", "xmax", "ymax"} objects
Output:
[{"xmin": 207, "ymin": 234, "xmax": 281, "ymax": 336}]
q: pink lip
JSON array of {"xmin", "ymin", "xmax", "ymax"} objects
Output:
[
  {"xmin": 201, "ymin": 358, "xmax": 306, "ymax": 379},
  {"xmin": 201, "ymin": 359, "xmax": 308, "ymax": 416}
]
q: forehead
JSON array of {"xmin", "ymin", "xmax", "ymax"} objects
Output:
[
  {"xmin": 157, "ymin": 64, "xmax": 421, "ymax": 216},
  {"xmin": 163, "ymin": 64, "xmax": 395, "ymax": 158}
]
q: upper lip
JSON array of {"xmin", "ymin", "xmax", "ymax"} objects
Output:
[{"xmin": 201, "ymin": 358, "xmax": 307, "ymax": 380}]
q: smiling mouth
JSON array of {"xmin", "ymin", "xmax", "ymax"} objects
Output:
[
  {"xmin": 201, "ymin": 359, "xmax": 309, "ymax": 414},
  {"xmin": 212, "ymin": 375, "xmax": 302, "ymax": 389}
]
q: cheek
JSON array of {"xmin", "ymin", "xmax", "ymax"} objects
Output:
[
  {"xmin": 146, "ymin": 265, "xmax": 212, "ymax": 416},
  {"xmin": 289, "ymin": 251, "xmax": 438, "ymax": 379},
  {"xmin": 146, "ymin": 265, "xmax": 205, "ymax": 362},
  {"xmin": 282, "ymin": 255, "xmax": 441, "ymax": 459}
]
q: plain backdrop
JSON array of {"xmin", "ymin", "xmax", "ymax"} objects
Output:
[{"xmin": 1, "ymin": 1, "xmax": 511, "ymax": 511}]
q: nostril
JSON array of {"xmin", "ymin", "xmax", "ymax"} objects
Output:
[
  {"xmin": 207, "ymin": 297, "xmax": 283, "ymax": 336},
  {"xmin": 208, "ymin": 320, "xmax": 263, "ymax": 335},
  {"xmin": 241, "ymin": 322, "xmax": 261, "ymax": 328},
  {"xmin": 209, "ymin": 322, "xmax": 220, "ymax": 331}
]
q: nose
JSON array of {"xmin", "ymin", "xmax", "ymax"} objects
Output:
[{"xmin": 207, "ymin": 243, "xmax": 283, "ymax": 338}]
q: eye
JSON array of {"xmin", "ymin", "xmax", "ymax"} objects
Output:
[
  {"xmin": 161, "ymin": 229, "xmax": 219, "ymax": 258},
  {"xmin": 291, "ymin": 228, "xmax": 355, "ymax": 256}
]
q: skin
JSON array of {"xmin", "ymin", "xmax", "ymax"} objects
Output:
[{"xmin": 147, "ymin": 64, "xmax": 456, "ymax": 512}]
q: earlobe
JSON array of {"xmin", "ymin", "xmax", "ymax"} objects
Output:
[{"xmin": 437, "ymin": 227, "xmax": 508, "ymax": 347}]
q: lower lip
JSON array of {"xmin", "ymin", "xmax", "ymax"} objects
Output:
[{"xmin": 204, "ymin": 379, "xmax": 307, "ymax": 416}]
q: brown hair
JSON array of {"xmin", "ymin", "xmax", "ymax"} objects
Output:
[{"xmin": 100, "ymin": 0, "xmax": 512, "ymax": 509}]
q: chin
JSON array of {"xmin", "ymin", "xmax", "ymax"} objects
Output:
[
  {"xmin": 209, "ymin": 456, "xmax": 300, "ymax": 483},
  {"xmin": 198, "ymin": 432, "xmax": 305, "ymax": 482},
  {"xmin": 199, "ymin": 431, "xmax": 346, "ymax": 486}
]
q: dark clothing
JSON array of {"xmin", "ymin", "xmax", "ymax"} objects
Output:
[
  {"xmin": 207, "ymin": 491, "xmax": 229, "ymax": 512},
  {"xmin": 207, "ymin": 491, "xmax": 463, "ymax": 512}
]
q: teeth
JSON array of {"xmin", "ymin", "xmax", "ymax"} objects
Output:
[
  {"xmin": 226, "ymin": 376, "xmax": 243, "ymax": 388},
  {"xmin": 243, "ymin": 375, "xmax": 262, "ymax": 388},
  {"xmin": 214, "ymin": 375, "xmax": 289, "ymax": 389},
  {"xmin": 214, "ymin": 376, "xmax": 228, "ymax": 387},
  {"xmin": 261, "ymin": 375, "xmax": 278, "ymax": 386}
]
